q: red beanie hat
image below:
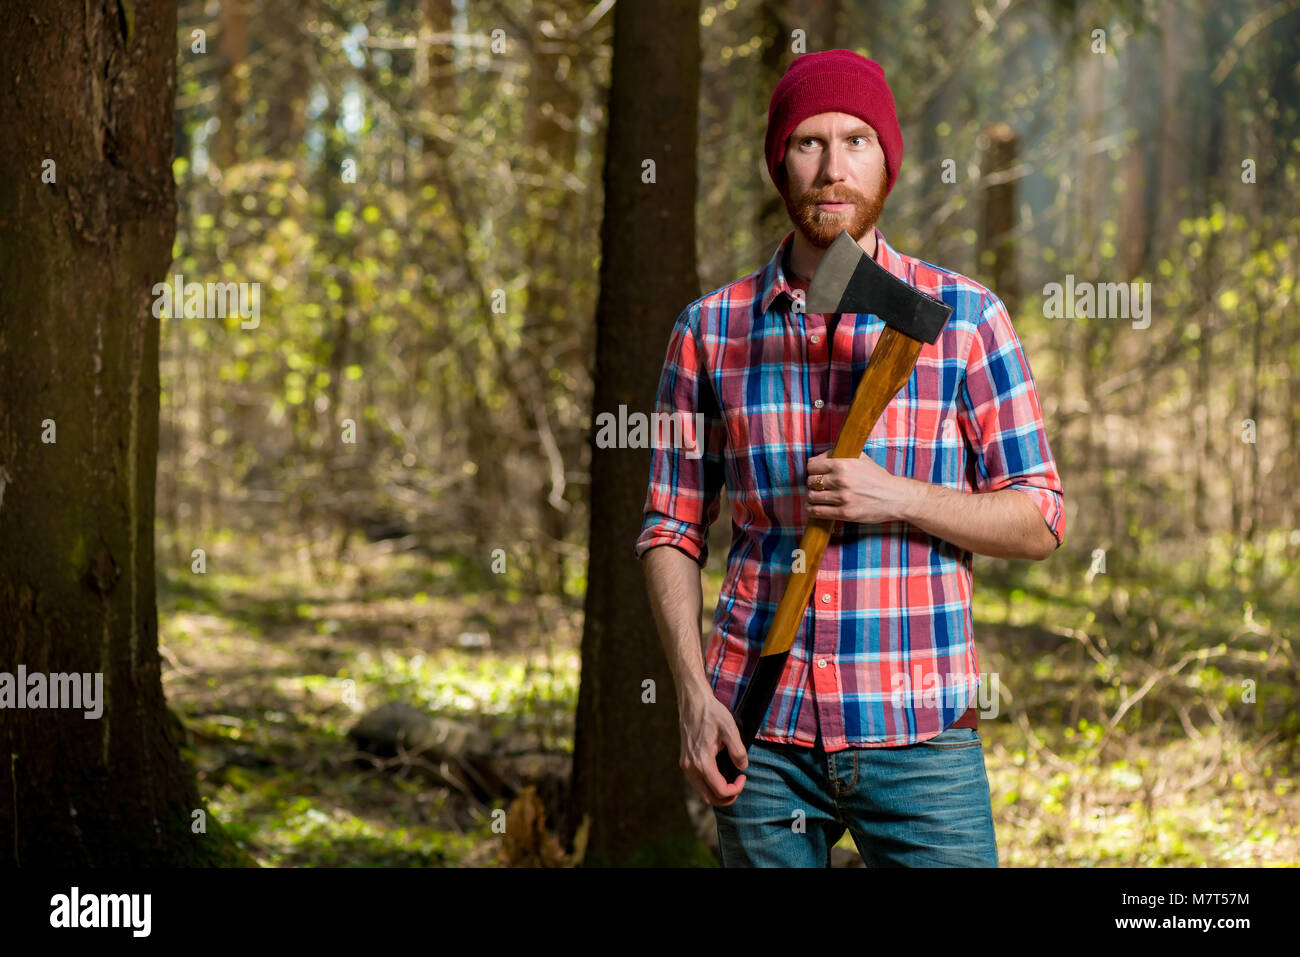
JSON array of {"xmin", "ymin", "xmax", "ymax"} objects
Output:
[{"xmin": 765, "ymin": 50, "xmax": 903, "ymax": 197}]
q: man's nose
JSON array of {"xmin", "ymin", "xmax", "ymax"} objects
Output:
[{"xmin": 820, "ymin": 145, "xmax": 847, "ymax": 183}]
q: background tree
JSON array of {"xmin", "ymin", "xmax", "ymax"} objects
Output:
[
  {"xmin": 0, "ymin": 0, "xmax": 248, "ymax": 866},
  {"xmin": 569, "ymin": 0, "xmax": 708, "ymax": 866}
]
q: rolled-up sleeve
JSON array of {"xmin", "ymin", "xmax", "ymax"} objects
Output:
[
  {"xmin": 632, "ymin": 304, "xmax": 727, "ymax": 567},
  {"xmin": 958, "ymin": 293, "xmax": 1066, "ymax": 548}
]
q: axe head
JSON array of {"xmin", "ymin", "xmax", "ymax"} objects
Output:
[{"xmin": 804, "ymin": 229, "xmax": 953, "ymax": 345}]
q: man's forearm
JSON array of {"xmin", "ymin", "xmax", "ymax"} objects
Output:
[
  {"xmin": 896, "ymin": 480, "xmax": 1058, "ymax": 560},
  {"xmin": 642, "ymin": 545, "xmax": 713, "ymax": 700}
]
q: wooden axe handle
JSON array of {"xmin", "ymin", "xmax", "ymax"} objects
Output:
[{"xmin": 717, "ymin": 325, "xmax": 924, "ymax": 782}]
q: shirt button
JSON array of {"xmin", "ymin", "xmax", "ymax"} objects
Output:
[
  {"xmin": 821, "ymin": 593, "xmax": 831, "ymax": 603},
  {"xmin": 810, "ymin": 334, "xmax": 820, "ymax": 344},
  {"xmin": 817, "ymin": 659, "xmax": 827, "ymax": 669},
  {"xmin": 814, "ymin": 399, "xmax": 824, "ymax": 409}
]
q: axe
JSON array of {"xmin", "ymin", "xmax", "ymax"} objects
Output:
[{"xmin": 717, "ymin": 229, "xmax": 953, "ymax": 783}]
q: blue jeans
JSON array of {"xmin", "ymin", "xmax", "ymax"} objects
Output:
[{"xmin": 714, "ymin": 725, "xmax": 998, "ymax": 867}]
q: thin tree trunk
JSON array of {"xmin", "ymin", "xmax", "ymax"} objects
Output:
[
  {"xmin": 1154, "ymin": 0, "xmax": 1189, "ymax": 264},
  {"xmin": 979, "ymin": 122, "xmax": 1019, "ymax": 315},
  {"xmin": 215, "ymin": 0, "xmax": 250, "ymax": 168},
  {"xmin": 523, "ymin": 0, "xmax": 587, "ymax": 597},
  {"xmin": 755, "ymin": 0, "xmax": 795, "ymax": 251},
  {"xmin": 569, "ymin": 0, "xmax": 706, "ymax": 866},
  {"xmin": 263, "ymin": 0, "xmax": 314, "ymax": 158},
  {"xmin": 1076, "ymin": 30, "xmax": 1110, "ymax": 544}
]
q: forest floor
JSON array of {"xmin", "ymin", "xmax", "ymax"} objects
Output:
[{"xmin": 156, "ymin": 521, "xmax": 1299, "ymax": 867}]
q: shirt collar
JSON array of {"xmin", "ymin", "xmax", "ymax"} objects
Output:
[{"xmin": 759, "ymin": 226, "xmax": 910, "ymax": 315}]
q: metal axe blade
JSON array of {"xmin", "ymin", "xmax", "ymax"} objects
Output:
[{"xmin": 804, "ymin": 230, "xmax": 952, "ymax": 344}]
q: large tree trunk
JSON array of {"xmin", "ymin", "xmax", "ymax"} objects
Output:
[
  {"xmin": 569, "ymin": 0, "xmax": 707, "ymax": 866},
  {"xmin": 0, "ymin": 0, "xmax": 249, "ymax": 866}
]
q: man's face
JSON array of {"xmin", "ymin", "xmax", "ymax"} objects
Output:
[{"xmin": 781, "ymin": 111, "xmax": 889, "ymax": 249}]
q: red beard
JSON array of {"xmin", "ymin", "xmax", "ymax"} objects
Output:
[{"xmin": 783, "ymin": 167, "xmax": 889, "ymax": 248}]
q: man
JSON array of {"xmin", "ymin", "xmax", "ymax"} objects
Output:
[{"xmin": 634, "ymin": 49, "xmax": 1065, "ymax": 867}]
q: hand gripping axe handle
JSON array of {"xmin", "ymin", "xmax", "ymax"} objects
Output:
[{"xmin": 717, "ymin": 230, "xmax": 954, "ymax": 783}]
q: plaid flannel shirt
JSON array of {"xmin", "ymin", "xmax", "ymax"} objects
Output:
[{"xmin": 634, "ymin": 227, "xmax": 1065, "ymax": 749}]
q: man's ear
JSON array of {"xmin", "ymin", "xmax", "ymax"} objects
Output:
[{"xmin": 776, "ymin": 148, "xmax": 792, "ymax": 192}]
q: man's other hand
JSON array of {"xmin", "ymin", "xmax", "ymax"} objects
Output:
[{"xmin": 678, "ymin": 684, "xmax": 748, "ymax": 806}]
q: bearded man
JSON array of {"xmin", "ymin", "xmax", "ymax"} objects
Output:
[{"xmin": 635, "ymin": 49, "xmax": 1065, "ymax": 867}]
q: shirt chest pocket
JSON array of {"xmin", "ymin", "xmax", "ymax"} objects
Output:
[{"xmin": 861, "ymin": 393, "xmax": 967, "ymax": 489}]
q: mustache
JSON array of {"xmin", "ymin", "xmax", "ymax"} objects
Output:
[{"xmin": 808, "ymin": 191, "xmax": 860, "ymax": 204}]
